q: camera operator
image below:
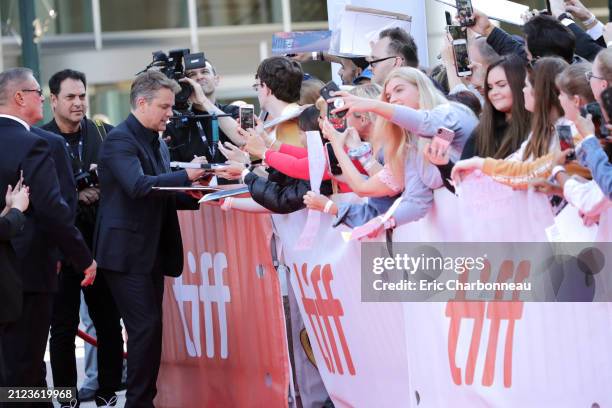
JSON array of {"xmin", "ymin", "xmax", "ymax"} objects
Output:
[
  {"xmin": 41, "ymin": 69, "xmax": 124, "ymax": 406},
  {"xmin": 164, "ymin": 59, "xmax": 243, "ymax": 164}
]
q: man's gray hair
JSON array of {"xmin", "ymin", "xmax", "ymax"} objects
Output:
[
  {"xmin": 472, "ymin": 37, "xmax": 499, "ymax": 66},
  {"xmin": 0, "ymin": 67, "xmax": 34, "ymax": 106},
  {"xmin": 130, "ymin": 70, "xmax": 181, "ymax": 109}
]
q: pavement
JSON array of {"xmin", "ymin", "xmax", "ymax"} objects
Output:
[{"xmin": 45, "ymin": 337, "xmax": 126, "ymax": 407}]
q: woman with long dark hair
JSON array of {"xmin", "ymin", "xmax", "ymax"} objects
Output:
[
  {"xmin": 452, "ymin": 57, "xmax": 571, "ymax": 187},
  {"xmin": 431, "ymin": 54, "xmax": 531, "ymax": 190}
]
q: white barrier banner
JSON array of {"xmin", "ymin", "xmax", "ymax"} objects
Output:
[
  {"xmin": 403, "ymin": 302, "xmax": 612, "ymax": 407},
  {"xmin": 274, "ymin": 174, "xmax": 612, "ymax": 407},
  {"xmin": 273, "ymin": 210, "xmax": 412, "ymax": 408}
]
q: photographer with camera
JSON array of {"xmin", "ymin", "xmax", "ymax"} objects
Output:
[
  {"xmin": 163, "ymin": 57, "xmax": 243, "ymax": 164},
  {"xmin": 42, "ymin": 69, "xmax": 124, "ymax": 407}
]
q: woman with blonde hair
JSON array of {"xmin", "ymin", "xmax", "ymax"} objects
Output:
[{"xmin": 304, "ymin": 67, "xmax": 477, "ymax": 232}]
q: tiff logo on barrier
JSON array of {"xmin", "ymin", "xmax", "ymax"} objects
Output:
[
  {"xmin": 446, "ymin": 260, "xmax": 529, "ymax": 388},
  {"xmin": 295, "ymin": 263, "xmax": 356, "ymax": 376},
  {"xmin": 173, "ymin": 252, "xmax": 231, "ymax": 359}
]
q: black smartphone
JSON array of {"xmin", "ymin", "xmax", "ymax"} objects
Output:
[
  {"xmin": 320, "ymin": 81, "xmax": 347, "ymax": 132},
  {"xmin": 445, "ymin": 11, "xmax": 452, "ymax": 26},
  {"xmin": 580, "ymin": 102, "xmax": 609, "ymax": 139},
  {"xmin": 557, "ymin": 125, "xmax": 576, "ymax": 161},
  {"xmin": 324, "ymin": 142, "xmax": 342, "ymax": 176},
  {"xmin": 239, "ymin": 104, "xmax": 255, "ymax": 130},
  {"xmin": 455, "ymin": 0, "xmax": 476, "ymax": 27}
]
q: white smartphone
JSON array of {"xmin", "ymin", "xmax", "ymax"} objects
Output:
[
  {"xmin": 447, "ymin": 26, "xmax": 472, "ymax": 77},
  {"xmin": 239, "ymin": 104, "xmax": 255, "ymax": 130}
]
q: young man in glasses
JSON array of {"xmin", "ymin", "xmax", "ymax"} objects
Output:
[{"xmin": 369, "ymin": 27, "xmax": 419, "ymax": 85}]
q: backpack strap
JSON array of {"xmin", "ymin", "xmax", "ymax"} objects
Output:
[{"xmin": 92, "ymin": 119, "xmax": 108, "ymax": 142}]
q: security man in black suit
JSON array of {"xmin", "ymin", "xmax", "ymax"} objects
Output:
[
  {"xmin": 42, "ymin": 69, "xmax": 123, "ymax": 407},
  {"xmin": 0, "ymin": 68, "xmax": 96, "ymax": 404},
  {"xmin": 0, "ymin": 126, "xmax": 73, "ymax": 331},
  {"xmin": 95, "ymin": 70, "xmax": 205, "ymax": 407}
]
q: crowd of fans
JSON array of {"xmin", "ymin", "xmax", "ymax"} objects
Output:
[
  {"xmin": 213, "ymin": 0, "xmax": 612, "ymax": 243},
  {"xmin": 3, "ymin": 0, "xmax": 612, "ymax": 407}
]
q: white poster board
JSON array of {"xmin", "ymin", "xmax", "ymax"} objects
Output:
[
  {"xmin": 335, "ymin": 6, "xmax": 412, "ymax": 56},
  {"xmin": 434, "ymin": 0, "xmax": 530, "ymax": 26},
  {"xmin": 326, "ymin": 0, "xmax": 429, "ymax": 80}
]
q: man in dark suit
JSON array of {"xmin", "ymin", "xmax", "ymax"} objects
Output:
[
  {"xmin": 0, "ymin": 67, "xmax": 96, "ymax": 403},
  {"xmin": 42, "ymin": 69, "xmax": 123, "ymax": 407},
  {"xmin": 95, "ymin": 70, "xmax": 205, "ymax": 407}
]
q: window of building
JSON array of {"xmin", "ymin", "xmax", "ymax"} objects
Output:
[{"xmin": 100, "ymin": 0, "xmax": 188, "ymax": 32}]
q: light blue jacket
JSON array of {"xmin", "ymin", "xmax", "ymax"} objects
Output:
[{"xmin": 578, "ymin": 136, "xmax": 612, "ymax": 198}]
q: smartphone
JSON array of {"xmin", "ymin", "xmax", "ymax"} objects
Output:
[
  {"xmin": 447, "ymin": 25, "xmax": 466, "ymax": 41},
  {"xmin": 445, "ymin": 11, "xmax": 452, "ymax": 26},
  {"xmin": 448, "ymin": 26, "xmax": 471, "ymax": 77},
  {"xmin": 432, "ymin": 127, "xmax": 456, "ymax": 151},
  {"xmin": 455, "ymin": 0, "xmax": 475, "ymax": 27},
  {"xmin": 557, "ymin": 125, "xmax": 576, "ymax": 161},
  {"xmin": 320, "ymin": 81, "xmax": 347, "ymax": 132},
  {"xmin": 324, "ymin": 142, "xmax": 342, "ymax": 176},
  {"xmin": 239, "ymin": 104, "xmax": 255, "ymax": 130},
  {"xmin": 580, "ymin": 102, "xmax": 609, "ymax": 139}
]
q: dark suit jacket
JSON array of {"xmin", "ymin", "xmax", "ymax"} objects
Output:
[
  {"xmin": 567, "ymin": 22, "xmax": 605, "ymax": 62},
  {"xmin": 0, "ymin": 208, "xmax": 25, "ymax": 323},
  {"xmin": 0, "ymin": 117, "xmax": 92, "ymax": 293},
  {"xmin": 31, "ymin": 127, "xmax": 77, "ymax": 219},
  {"xmin": 94, "ymin": 113, "xmax": 197, "ymax": 277}
]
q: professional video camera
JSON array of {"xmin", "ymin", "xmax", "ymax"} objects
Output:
[{"xmin": 142, "ymin": 48, "xmax": 206, "ymax": 111}]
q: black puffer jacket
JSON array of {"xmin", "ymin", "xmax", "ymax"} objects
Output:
[{"xmin": 244, "ymin": 169, "xmax": 333, "ymax": 214}]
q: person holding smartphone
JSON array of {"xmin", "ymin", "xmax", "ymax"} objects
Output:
[
  {"xmin": 304, "ymin": 68, "xmax": 458, "ymax": 234},
  {"xmin": 452, "ymin": 58, "xmax": 585, "ymax": 190},
  {"xmin": 332, "ymin": 69, "xmax": 476, "ymax": 165},
  {"xmin": 214, "ymin": 56, "xmax": 334, "ymax": 214},
  {"xmin": 572, "ymin": 85, "xmax": 612, "ymax": 200}
]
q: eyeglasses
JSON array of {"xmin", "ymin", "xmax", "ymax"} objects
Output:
[
  {"xmin": 252, "ymin": 82, "xmax": 263, "ymax": 91},
  {"xmin": 21, "ymin": 88, "xmax": 43, "ymax": 96},
  {"xmin": 368, "ymin": 56, "xmax": 397, "ymax": 68},
  {"xmin": 586, "ymin": 71, "xmax": 605, "ymax": 81}
]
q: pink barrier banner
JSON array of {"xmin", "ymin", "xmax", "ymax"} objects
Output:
[{"xmin": 155, "ymin": 207, "xmax": 290, "ymax": 408}]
